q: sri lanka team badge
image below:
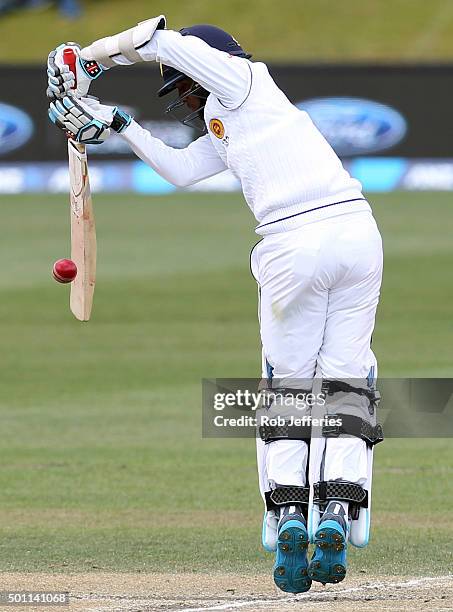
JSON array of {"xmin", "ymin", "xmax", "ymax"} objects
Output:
[{"xmin": 209, "ymin": 118, "xmax": 225, "ymax": 139}]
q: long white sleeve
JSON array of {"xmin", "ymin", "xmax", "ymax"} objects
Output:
[
  {"xmin": 120, "ymin": 120, "xmax": 227, "ymax": 187},
  {"xmin": 106, "ymin": 29, "xmax": 252, "ymax": 109}
]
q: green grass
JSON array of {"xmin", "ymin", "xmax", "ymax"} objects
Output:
[
  {"xmin": 2, "ymin": 0, "xmax": 453, "ymax": 63},
  {"xmin": 0, "ymin": 192, "xmax": 452, "ymax": 575}
]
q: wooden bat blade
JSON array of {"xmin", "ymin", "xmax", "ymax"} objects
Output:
[{"xmin": 68, "ymin": 139, "xmax": 96, "ymax": 321}]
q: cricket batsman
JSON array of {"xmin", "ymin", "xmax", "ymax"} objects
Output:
[{"xmin": 47, "ymin": 16, "xmax": 384, "ymax": 594}]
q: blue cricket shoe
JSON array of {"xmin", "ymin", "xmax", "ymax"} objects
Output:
[
  {"xmin": 308, "ymin": 501, "xmax": 349, "ymax": 584},
  {"xmin": 273, "ymin": 505, "xmax": 311, "ymax": 593}
]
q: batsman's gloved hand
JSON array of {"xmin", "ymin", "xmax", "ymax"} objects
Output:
[
  {"xmin": 46, "ymin": 43, "xmax": 104, "ymax": 100},
  {"xmin": 48, "ymin": 96, "xmax": 132, "ymax": 144}
]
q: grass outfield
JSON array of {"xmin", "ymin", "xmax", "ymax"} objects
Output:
[
  {"xmin": 1, "ymin": 0, "xmax": 453, "ymax": 63},
  {"xmin": 0, "ymin": 192, "xmax": 451, "ymax": 576}
]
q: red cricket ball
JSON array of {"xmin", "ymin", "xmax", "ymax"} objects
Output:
[{"xmin": 52, "ymin": 258, "xmax": 77, "ymax": 283}]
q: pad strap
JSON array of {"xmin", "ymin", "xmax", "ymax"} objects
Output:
[
  {"xmin": 322, "ymin": 379, "xmax": 381, "ymax": 412},
  {"xmin": 314, "ymin": 480, "xmax": 368, "ymax": 519},
  {"xmin": 258, "ymin": 387, "xmax": 312, "ymax": 443},
  {"xmin": 259, "ymin": 422, "xmax": 311, "ymax": 442},
  {"xmin": 265, "ymin": 486, "xmax": 310, "ymax": 511},
  {"xmin": 322, "ymin": 413, "xmax": 384, "ymax": 447},
  {"xmin": 259, "ymin": 413, "xmax": 383, "ymax": 446}
]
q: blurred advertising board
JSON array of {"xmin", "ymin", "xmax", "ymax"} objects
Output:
[
  {"xmin": 0, "ymin": 63, "xmax": 452, "ymax": 192},
  {"xmin": 2, "ymin": 158, "xmax": 452, "ymax": 194}
]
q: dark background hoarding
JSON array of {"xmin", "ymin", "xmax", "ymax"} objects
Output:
[{"xmin": 0, "ymin": 63, "xmax": 452, "ymax": 161}]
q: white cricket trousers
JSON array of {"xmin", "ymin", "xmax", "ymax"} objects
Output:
[{"xmin": 251, "ymin": 209, "xmax": 383, "ymax": 495}]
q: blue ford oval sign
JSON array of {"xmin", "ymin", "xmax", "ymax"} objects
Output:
[
  {"xmin": 297, "ymin": 97, "xmax": 407, "ymax": 156},
  {"xmin": 0, "ymin": 103, "xmax": 33, "ymax": 155}
]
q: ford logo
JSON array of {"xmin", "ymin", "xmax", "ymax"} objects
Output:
[
  {"xmin": 297, "ymin": 97, "xmax": 407, "ymax": 156},
  {"xmin": 0, "ymin": 103, "xmax": 33, "ymax": 155}
]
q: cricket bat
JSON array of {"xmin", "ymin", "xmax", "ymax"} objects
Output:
[
  {"xmin": 64, "ymin": 48, "xmax": 96, "ymax": 321},
  {"xmin": 68, "ymin": 138, "xmax": 96, "ymax": 321}
]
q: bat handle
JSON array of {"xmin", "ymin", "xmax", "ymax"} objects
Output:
[
  {"xmin": 63, "ymin": 47, "xmax": 78, "ymax": 88},
  {"xmin": 63, "ymin": 48, "xmax": 84, "ymax": 147}
]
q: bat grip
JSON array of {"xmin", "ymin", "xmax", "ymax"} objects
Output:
[{"xmin": 63, "ymin": 48, "xmax": 78, "ymax": 88}]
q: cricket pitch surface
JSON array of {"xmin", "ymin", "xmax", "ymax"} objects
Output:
[{"xmin": 2, "ymin": 573, "xmax": 452, "ymax": 612}]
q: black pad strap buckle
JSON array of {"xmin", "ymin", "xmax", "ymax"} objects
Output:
[
  {"xmin": 265, "ymin": 486, "xmax": 310, "ymax": 512},
  {"xmin": 322, "ymin": 413, "xmax": 384, "ymax": 447}
]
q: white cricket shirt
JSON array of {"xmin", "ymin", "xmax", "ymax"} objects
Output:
[{"xmin": 119, "ymin": 30, "xmax": 371, "ymax": 234}]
